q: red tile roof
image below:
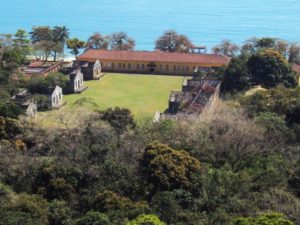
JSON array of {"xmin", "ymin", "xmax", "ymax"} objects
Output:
[
  {"xmin": 77, "ymin": 50, "xmax": 230, "ymax": 66},
  {"xmin": 28, "ymin": 60, "xmax": 44, "ymax": 68},
  {"xmin": 293, "ymin": 64, "xmax": 300, "ymax": 76}
]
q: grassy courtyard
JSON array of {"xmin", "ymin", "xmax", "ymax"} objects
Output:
[{"xmin": 33, "ymin": 73, "xmax": 185, "ymax": 127}]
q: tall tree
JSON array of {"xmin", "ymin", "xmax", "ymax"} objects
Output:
[
  {"xmin": 247, "ymin": 49, "xmax": 297, "ymax": 88},
  {"xmin": 275, "ymin": 39, "xmax": 289, "ymax": 58},
  {"xmin": 86, "ymin": 32, "xmax": 109, "ymax": 50},
  {"xmin": 155, "ymin": 30, "xmax": 194, "ymax": 53},
  {"xmin": 288, "ymin": 43, "xmax": 300, "ymax": 64},
  {"xmin": 212, "ymin": 39, "xmax": 239, "ymax": 57},
  {"xmin": 67, "ymin": 38, "xmax": 85, "ymax": 57},
  {"xmin": 109, "ymin": 32, "xmax": 135, "ymax": 51},
  {"xmin": 221, "ymin": 57, "xmax": 252, "ymax": 93},
  {"xmin": 51, "ymin": 26, "xmax": 69, "ymax": 61},
  {"xmin": 30, "ymin": 26, "xmax": 69, "ymax": 61},
  {"xmin": 30, "ymin": 26, "xmax": 54, "ymax": 61},
  {"xmin": 13, "ymin": 29, "xmax": 31, "ymax": 58}
]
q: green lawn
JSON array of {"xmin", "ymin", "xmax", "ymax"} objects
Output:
[{"xmin": 33, "ymin": 73, "xmax": 185, "ymax": 127}]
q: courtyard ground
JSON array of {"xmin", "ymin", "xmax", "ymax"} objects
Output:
[{"xmin": 31, "ymin": 73, "xmax": 185, "ymax": 127}]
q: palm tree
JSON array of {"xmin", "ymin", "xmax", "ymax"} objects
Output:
[{"xmin": 52, "ymin": 26, "xmax": 70, "ymax": 61}]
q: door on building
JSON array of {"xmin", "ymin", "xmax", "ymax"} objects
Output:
[{"xmin": 147, "ymin": 62, "xmax": 156, "ymax": 74}]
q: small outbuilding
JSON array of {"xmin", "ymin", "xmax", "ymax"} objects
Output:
[
  {"xmin": 79, "ymin": 60, "xmax": 104, "ymax": 80},
  {"xmin": 68, "ymin": 69, "xmax": 86, "ymax": 93},
  {"xmin": 48, "ymin": 85, "xmax": 63, "ymax": 109}
]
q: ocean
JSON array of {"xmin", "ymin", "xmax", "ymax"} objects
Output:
[{"xmin": 1, "ymin": 0, "xmax": 300, "ymax": 52}]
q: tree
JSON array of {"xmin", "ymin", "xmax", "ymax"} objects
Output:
[
  {"xmin": 30, "ymin": 26, "xmax": 54, "ymax": 61},
  {"xmin": 99, "ymin": 107, "xmax": 136, "ymax": 134},
  {"xmin": 254, "ymin": 112, "xmax": 291, "ymax": 143},
  {"xmin": 275, "ymin": 39, "xmax": 289, "ymax": 58},
  {"xmin": 140, "ymin": 142, "xmax": 201, "ymax": 198},
  {"xmin": 241, "ymin": 37, "xmax": 258, "ymax": 58},
  {"xmin": 0, "ymin": 193, "xmax": 49, "ymax": 225},
  {"xmin": 247, "ymin": 49, "xmax": 297, "ymax": 88},
  {"xmin": 86, "ymin": 32, "xmax": 109, "ymax": 50},
  {"xmin": 127, "ymin": 214, "xmax": 166, "ymax": 225},
  {"xmin": 30, "ymin": 26, "xmax": 69, "ymax": 61},
  {"xmin": 1, "ymin": 48, "xmax": 24, "ymax": 76},
  {"xmin": 74, "ymin": 211, "xmax": 109, "ymax": 225},
  {"xmin": 0, "ymin": 116, "xmax": 22, "ymax": 140},
  {"xmin": 155, "ymin": 30, "xmax": 194, "ymax": 53},
  {"xmin": 221, "ymin": 57, "xmax": 252, "ymax": 93},
  {"xmin": 0, "ymin": 91, "xmax": 22, "ymax": 118},
  {"xmin": 27, "ymin": 77, "xmax": 51, "ymax": 94},
  {"xmin": 51, "ymin": 26, "xmax": 69, "ymax": 61},
  {"xmin": 256, "ymin": 37, "xmax": 276, "ymax": 49},
  {"xmin": 109, "ymin": 32, "xmax": 135, "ymax": 51},
  {"xmin": 212, "ymin": 39, "xmax": 239, "ymax": 57},
  {"xmin": 48, "ymin": 200, "xmax": 73, "ymax": 225},
  {"xmin": 30, "ymin": 26, "xmax": 52, "ymax": 43},
  {"xmin": 92, "ymin": 191, "xmax": 149, "ymax": 223},
  {"xmin": 231, "ymin": 212, "xmax": 294, "ymax": 225},
  {"xmin": 288, "ymin": 43, "xmax": 300, "ymax": 64},
  {"xmin": 67, "ymin": 38, "xmax": 85, "ymax": 57},
  {"xmin": 46, "ymin": 72, "xmax": 70, "ymax": 90},
  {"xmin": 13, "ymin": 29, "xmax": 30, "ymax": 58}
]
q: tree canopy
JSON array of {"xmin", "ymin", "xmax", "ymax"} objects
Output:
[{"xmin": 155, "ymin": 30, "xmax": 194, "ymax": 53}]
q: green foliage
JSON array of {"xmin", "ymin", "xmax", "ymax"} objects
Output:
[
  {"xmin": 86, "ymin": 32, "xmax": 109, "ymax": 50},
  {"xmin": 155, "ymin": 30, "xmax": 194, "ymax": 53},
  {"xmin": 30, "ymin": 26, "xmax": 69, "ymax": 61},
  {"xmin": 48, "ymin": 200, "xmax": 73, "ymax": 225},
  {"xmin": 127, "ymin": 214, "xmax": 166, "ymax": 225},
  {"xmin": 32, "ymin": 94, "xmax": 51, "ymax": 110},
  {"xmin": 0, "ymin": 116, "xmax": 22, "ymax": 140},
  {"xmin": 240, "ymin": 86, "xmax": 300, "ymax": 128},
  {"xmin": 140, "ymin": 142, "xmax": 201, "ymax": 195},
  {"xmin": 0, "ymin": 90, "xmax": 22, "ymax": 118},
  {"xmin": 27, "ymin": 77, "xmax": 51, "ymax": 94},
  {"xmin": 99, "ymin": 107, "xmax": 136, "ymax": 134},
  {"xmin": 231, "ymin": 212, "xmax": 294, "ymax": 225},
  {"xmin": 74, "ymin": 211, "xmax": 109, "ymax": 225},
  {"xmin": 109, "ymin": 32, "xmax": 135, "ymax": 51},
  {"xmin": 66, "ymin": 38, "xmax": 85, "ymax": 57},
  {"xmin": 221, "ymin": 57, "xmax": 252, "ymax": 93},
  {"xmin": 247, "ymin": 49, "xmax": 297, "ymax": 88},
  {"xmin": 27, "ymin": 72, "xmax": 69, "ymax": 95},
  {"xmin": 33, "ymin": 162, "xmax": 82, "ymax": 201},
  {"xmin": 46, "ymin": 72, "xmax": 69, "ymax": 90},
  {"xmin": 254, "ymin": 112, "xmax": 291, "ymax": 142},
  {"xmin": 92, "ymin": 190, "xmax": 149, "ymax": 223},
  {"xmin": 289, "ymin": 160, "xmax": 300, "ymax": 197},
  {"xmin": 0, "ymin": 193, "xmax": 49, "ymax": 225}
]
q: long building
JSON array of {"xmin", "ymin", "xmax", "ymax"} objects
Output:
[{"xmin": 77, "ymin": 49, "xmax": 230, "ymax": 76}]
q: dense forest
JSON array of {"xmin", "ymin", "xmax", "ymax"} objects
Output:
[{"xmin": 1, "ymin": 28, "xmax": 300, "ymax": 225}]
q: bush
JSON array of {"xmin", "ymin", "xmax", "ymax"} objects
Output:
[{"xmin": 127, "ymin": 214, "xmax": 166, "ymax": 225}]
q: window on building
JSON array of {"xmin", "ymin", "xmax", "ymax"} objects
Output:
[
  {"xmin": 174, "ymin": 65, "xmax": 176, "ymax": 71},
  {"xmin": 112, "ymin": 63, "xmax": 115, "ymax": 69},
  {"xmin": 166, "ymin": 65, "xmax": 169, "ymax": 71},
  {"xmin": 119, "ymin": 63, "xmax": 122, "ymax": 69},
  {"xmin": 160, "ymin": 65, "xmax": 162, "ymax": 70},
  {"xmin": 142, "ymin": 64, "xmax": 145, "ymax": 69},
  {"xmin": 137, "ymin": 64, "xmax": 140, "ymax": 69},
  {"xmin": 123, "ymin": 63, "xmax": 126, "ymax": 69},
  {"xmin": 53, "ymin": 97, "xmax": 55, "ymax": 104},
  {"xmin": 128, "ymin": 63, "xmax": 131, "ymax": 69}
]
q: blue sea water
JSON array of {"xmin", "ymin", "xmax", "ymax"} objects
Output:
[{"xmin": 1, "ymin": 0, "xmax": 300, "ymax": 51}]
